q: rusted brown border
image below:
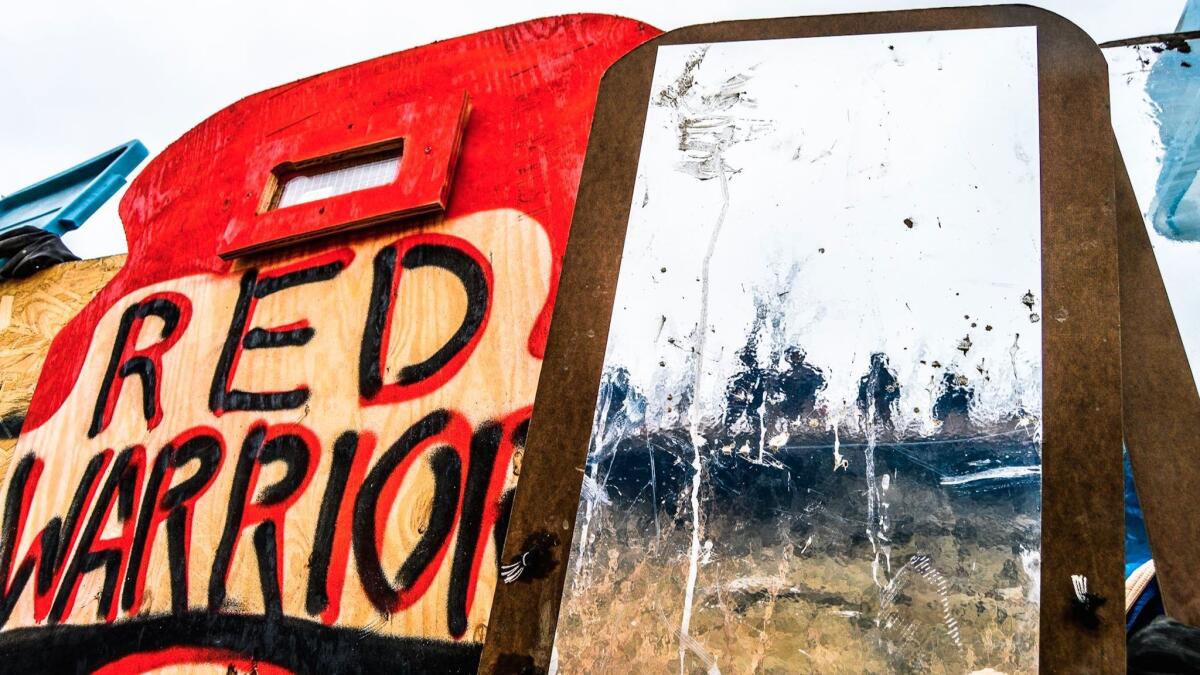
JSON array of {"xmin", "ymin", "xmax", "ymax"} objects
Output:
[
  {"xmin": 482, "ymin": 6, "xmax": 1123, "ymax": 673},
  {"xmin": 1115, "ymin": 146, "xmax": 1200, "ymax": 626}
]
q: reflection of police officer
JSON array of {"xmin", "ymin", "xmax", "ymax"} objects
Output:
[
  {"xmin": 721, "ymin": 318, "xmax": 825, "ymax": 452},
  {"xmin": 857, "ymin": 352, "xmax": 900, "ymax": 427}
]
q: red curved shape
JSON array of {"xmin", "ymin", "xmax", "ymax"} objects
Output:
[
  {"xmin": 24, "ymin": 15, "xmax": 660, "ymax": 431},
  {"xmin": 93, "ymin": 647, "xmax": 293, "ymax": 674}
]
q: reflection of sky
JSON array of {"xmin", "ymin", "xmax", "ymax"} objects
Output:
[
  {"xmin": 1108, "ymin": 41, "xmax": 1200, "ymax": 394},
  {"xmin": 607, "ymin": 27, "xmax": 1042, "ymax": 436}
]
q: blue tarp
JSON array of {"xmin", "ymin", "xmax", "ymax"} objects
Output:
[{"xmin": 1125, "ymin": 449, "xmax": 1153, "ymax": 577}]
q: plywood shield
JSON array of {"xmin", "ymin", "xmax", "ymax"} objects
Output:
[{"xmin": 0, "ymin": 256, "xmax": 124, "ymax": 465}]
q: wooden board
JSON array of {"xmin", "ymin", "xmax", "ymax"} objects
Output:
[
  {"xmin": 1116, "ymin": 147, "xmax": 1200, "ymax": 626},
  {"xmin": 0, "ymin": 15, "xmax": 658, "ymax": 673},
  {"xmin": 1104, "ymin": 36, "xmax": 1200, "ymax": 626},
  {"xmin": 485, "ymin": 7, "xmax": 1125, "ymax": 674},
  {"xmin": 0, "ymin": 256, "xmax": 124, "ymax": 467}
]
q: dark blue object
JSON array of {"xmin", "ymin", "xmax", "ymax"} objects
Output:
[
  {"xmin": 1128, "ymin": 576, "xmax": 1165, "ymax": 635},
  {"xmin": 0, "ymin": 140, "xmax": 147, "ymax": 238},
  {"xmin": 1125, "ymin": 449, "xmax": 1153, "ymax": 578},
  {"xmin": 1125, "ymin": 450, "xmax": 1164, "ymax": 634}
]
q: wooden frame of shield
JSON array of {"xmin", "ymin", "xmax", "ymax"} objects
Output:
[
  {"xmin": 482, "ymin": 6, "xmax": 1130, "ymax": 673},
  {"xmin": 1102, "ymin": 31, "xmax": 1200, "ymax": 628}
]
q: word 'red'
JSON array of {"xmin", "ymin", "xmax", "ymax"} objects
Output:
[{"xmin": 0, "ymin": 232, "xmax": 526, "ymax": 637}]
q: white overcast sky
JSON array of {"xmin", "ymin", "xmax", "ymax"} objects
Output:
[{"xmin": 0, "ymin": 0, "xmax": 1185, "ymax": 259}]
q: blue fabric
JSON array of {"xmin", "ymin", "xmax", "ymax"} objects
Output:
[
  {"xmin": 1125, "ymin": 451, "xmax": 1165, "ymax": 634},
  {"xmin": 1125, "ymin": 449, "xmax": 1153, "ymax": 578},
  {"xmin": 1128, "ymin": 577, "xmax": 1165, "ymax": 635},
  {"xmin": 1179, "ymin": 0, "xmax": 1200, "ymax": 31},
  {"xmin": 1144, "ymin": 33, "xmax": 1200, "ymax": 242}
]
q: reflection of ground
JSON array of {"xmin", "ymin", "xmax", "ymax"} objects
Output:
[{"xmin": 554, "ymin": 442, "xmax": 1040, "ymax": 674}]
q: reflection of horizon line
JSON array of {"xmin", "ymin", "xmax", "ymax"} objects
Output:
[{"xmin": 762, "ymin": 427, "xmax": 1037, "ymax": 451}]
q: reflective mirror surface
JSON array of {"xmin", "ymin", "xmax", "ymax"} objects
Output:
[{"xmin": 553, "ymin": 27, "xmax": 1043, "ymax": 674}]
